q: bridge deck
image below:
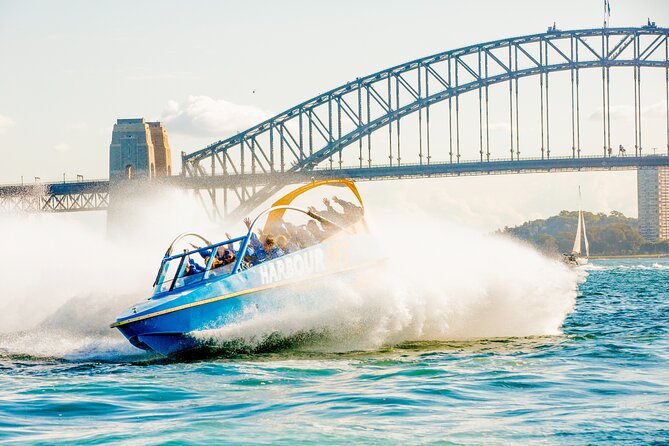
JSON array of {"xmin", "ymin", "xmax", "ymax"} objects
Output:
[
  {"xmin": 1, "ymin": 155, "xmax": 667, "ymax": 213},
  {"xmin": 174, "ymin": 155, "xmax": 669, "ymax": 188}
]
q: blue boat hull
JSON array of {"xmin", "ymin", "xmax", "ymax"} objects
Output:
[{"xmin": 112, "ymin": 233, "xmax": 380, "ymax": 356}]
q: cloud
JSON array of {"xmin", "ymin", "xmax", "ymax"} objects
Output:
[
  {"xmin": 54, "ymin": 143, "xmax": 71, "ymax": 152},
  {"xmin": 124, "ymin": 71, "xmax": 199, "ymax": 82},
  {"xmin": 0, "ymin": 114, "xmax": 16, "ymax": 134},
  {"xmin": 644, "ymin": 100, "xmax": 667, "ymax": 119},
  {"xmin": 588, "ymin": 105, "xmax": 633, "ymax": 121},
  {"xmin": 161, "ymin": 95, "xmax": 273, "ymax": 137},
  {"xmin": 69, "ymin": 120, "xmax": 88, "ymax": 130},
  {"xmin": 587, "ymin": 102, "xmax": 668, "ymax": 121},
  {"xmin": 488, "ymin": 122, "xmax": 511, "ymax": 133}
]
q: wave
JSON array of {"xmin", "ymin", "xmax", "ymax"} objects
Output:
[{"xmin": 584, "ymin": 262, "xmax": 669, "ymax": 271}]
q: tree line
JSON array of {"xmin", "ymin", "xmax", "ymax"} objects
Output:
[{"xmin": 501, "ymin": 210, "xmax": 669, "ymax": 256}]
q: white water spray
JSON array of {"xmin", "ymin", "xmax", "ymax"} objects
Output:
[
  {"xmin": 197, "ymin": 208, "xmax": 578, "ymax": 352},
  {"xmin": 0, "ymin": 188, "xmax": 215, "ymax": 360},
  {"xmin": 0, "ymin": 190, "xmax": 578, "ymax": 359}
]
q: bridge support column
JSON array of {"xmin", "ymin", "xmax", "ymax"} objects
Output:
[{"xmin": 107, "ymin": 118, "xmax": 173, "ymax": 236}]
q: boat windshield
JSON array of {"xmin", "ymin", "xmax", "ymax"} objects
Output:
[{"xmin": 152, "ymin": 236, "xmax": 246, "ymax": 296}]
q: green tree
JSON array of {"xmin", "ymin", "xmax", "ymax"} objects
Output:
[{"xmin": 501, "ymin": 210, "xmax": 649, "ymax": 256}]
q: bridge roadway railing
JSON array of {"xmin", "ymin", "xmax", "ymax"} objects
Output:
[
  {"xmin": 173, "ymin": 154, "xmax": 669, "ymax": 189},
  {"xmin": 1, "ymin": 155, "xmax": 668, "ymax": 213}
]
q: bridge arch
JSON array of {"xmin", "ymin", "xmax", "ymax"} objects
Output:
[{"xmin": 182, "ymin": 26, "xmax": 669, "ymax": 218}]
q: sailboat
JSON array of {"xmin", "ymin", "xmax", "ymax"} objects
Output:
[{"xmin": 563, "ymin": 187, "xmax": 589, "ymax": 266}]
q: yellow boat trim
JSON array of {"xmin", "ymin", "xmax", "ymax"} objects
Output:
[
  {"xmin": 263, "ymin": 179, "xmax": 364, "ymax": 234},
  {"xmin": 110, "ymin": 260, "xmax": 381, "ymax": 329}
]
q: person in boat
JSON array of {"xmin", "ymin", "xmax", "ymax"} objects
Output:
[
  {"xmin": 331, "ymin": 195, "xmax": 363, "ymax": 222},
  {"xmin": 562, "ymin": 253, "xmax": 577, "ymax": 264},
  {"xmin": 191, "ymin": 243, "xmax": 220, "ymax": 261},
  {"xmin": 244, "ymin": 217, "xmax": 285, "ymax": 263},
  {"xmin": 190, "ymin": 243, "xmax": 226, "ymax": 270},
  {"xmin": 320, "ymin": 198, "xmax": 346, "ymax": 225},
  {"xmin": 281, "ymin": 221, "xmax": 319, "ymax": 250},
  {"xmin": 306, "ymin": 219, "xmax": 327, "ymax": 242},
  {"xmin": 221, "ymin": 249, "xmax": 236, "ymax": 265},
  {"xmin": 276, "ymin": 234, "xmax": 299, "ymax": 254},
  {"xmin": 310, "ymin": 196, "xmax": 362, "ymax": 230},
  {"xmin": 225, "ymin": 230, "xmax": 257, "ymax": 266},
  {"xmin": 184, "ymin": 258, "xmax": 205, "ymax": 276},
  {"xmin": 285, "ymin": 222, "xmax": 318, "ymax": 248},
  {"xmin": 205, "ymin": 255, "xmax": 224, "ymax": 269},
  {"xmin": 253, "ymin": 234, "xmax": 284, "ymax": 263}
]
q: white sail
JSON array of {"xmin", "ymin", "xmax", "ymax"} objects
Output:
[
  {"xmin": 564, "ymin": 187, "xmax": 589, "ymax": 266},
  {"xmin": 571, "ymin": 186, "xmax": 586, "ymax": 256},
  {"xmin": 581, "ymin": 211, "xmax": 589, "ymax": 257},
  {"xmin": 572, "ymin": 209, "xmax": 582, "ymax": 254}
]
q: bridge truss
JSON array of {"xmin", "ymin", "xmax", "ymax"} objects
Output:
[
  {"xmin": 0, "ymin": 181, "xmax": 109, "ymax": 213},
  {"xmin": 182, "ymin": 25, "xmax": 669, "ymax": 220}
]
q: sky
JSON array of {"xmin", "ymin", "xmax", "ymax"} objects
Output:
[{"xmin": 1, "ymin": 0, "xmax": 668, "ymax": 231}]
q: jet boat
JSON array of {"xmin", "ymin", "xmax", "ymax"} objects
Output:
[{"xmin": 111, "ymin": 179, "xmax": 380, "ymax": 356}]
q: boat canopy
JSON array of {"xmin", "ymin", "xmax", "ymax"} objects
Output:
[{"xmin": 263, "ymin": 179, "xmax": 364, "ymax": 234}]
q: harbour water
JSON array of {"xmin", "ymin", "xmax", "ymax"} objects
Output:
[{"xmin": 1, "ymin": 258, "xmax": 667, "ymax": 444}]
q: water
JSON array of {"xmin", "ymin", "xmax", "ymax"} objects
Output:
[
  {"xmin": 0, "ymin": 196, "xmax": 666, "ymax": 444},
  {"xmin": 0, "ymin": 258, "xmax": 666, "ymax": 444}
]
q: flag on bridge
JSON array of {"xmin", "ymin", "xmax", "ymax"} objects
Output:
[{"xmin": 604, "ymin": 0, "xmax": 612, "ymax": 28}]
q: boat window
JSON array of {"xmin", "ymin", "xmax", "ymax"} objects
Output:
[
  {"xmin": 155, "ymin": 256, "xmax": 207, "ymax": 293},
  {"xmin": 152, "ymin": 236, "xmax": 247, "ymax": 296},
  {"xmin": 154, "ymin": 257, "xmax": 183, "ymax": 294},
  {"xmin": 205, "ymin": 263, "xmax": 234, "ymax": 279},
  {"xmin": 173, "ymin": 270, "xmax": 206, "ymax": 289}
]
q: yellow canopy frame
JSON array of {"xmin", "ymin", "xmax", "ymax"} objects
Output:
[{"xmin": 262, "ymin": 179, "xmax": 364, "ymax": 234}]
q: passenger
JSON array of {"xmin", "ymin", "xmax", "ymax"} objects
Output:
[
  {"xmin": 222, "ymin": 233, "xmax": 244, "ymax": 258},
  {"xmin": 244, "ymin": 217, "xmax": 285, "ymax": 263},
  {"xmin": 267, "ymin": 219, "xmax": 286, "ymax": 238},
  {"xmin": 260, "ymin": 235, "xmax": 284, "ymax": 261},
  {"xmin": 306, "ymin": 219, "xmax": 327, "ymax": 242},
  {"xmin": 331, "ymin": 195, "xmax": 363, "ymax": 222},
  {"xmin": 205, "ymin": 255, "xmax": 224, "ymax": 269},
  {"xmin": 190, "ymin": 243, "xmax": 224, "ymax": 266},
  {"xmin": 221, "ymin": 249, "xmax": 236, "ymax": 265},
  {"xmin": 276, "ymin": 234, "xmax": 299, "ymax": 254},
  {"xmin": 241, "ymin": 253, "xmax": 255, "ymax": 269},
  {"xmin": 289, "ymin": 223, "xmax": 318, "ymax": 248},
  {"xmin": 184, "ymin": 258, "xmax": 205, "ymax": 276},
  {"xmin": 321, "ymin": 197, "xmax": 346, "ymax": 225}
]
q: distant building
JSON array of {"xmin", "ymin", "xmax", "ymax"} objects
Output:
[
  {"xmin": 109, "ymin": 118, "xmax": 172, "ymax": 180},
  {"xmin": 637, "ymin": 166, "xmax": 669, "ymax": 241},
  {"xmin": 147, "ymin": 121, "xmax": 172, "ymax": 177}
]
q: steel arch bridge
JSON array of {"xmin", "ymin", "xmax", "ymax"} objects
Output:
[{"xmin": 183, "ymin": 24, "xmax": 669, "ymax": 219}]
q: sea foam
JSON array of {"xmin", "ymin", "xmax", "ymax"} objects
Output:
[{"xmin": 0, "ymin": 189, "xmax": 578, "ymax": 359}]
